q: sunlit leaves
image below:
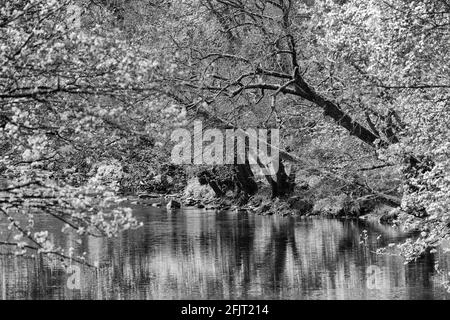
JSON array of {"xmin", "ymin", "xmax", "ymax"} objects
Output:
[{"xmin": 0, "ymin": 0, "xmax": 167, "ymax": 264}]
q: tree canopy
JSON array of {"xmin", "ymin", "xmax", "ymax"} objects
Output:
[{"xmin": 1, "ymin": 0, "xmax": 449, "ymax": 264}]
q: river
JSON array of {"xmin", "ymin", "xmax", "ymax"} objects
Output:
[{"xmin": 0, "ymin": 204, "xmax": 449, "ymax": 299}]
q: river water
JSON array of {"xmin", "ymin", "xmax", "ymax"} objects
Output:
[{"xmin": 1, "ymin": 204, "xmax": 449, "ymax": 300}]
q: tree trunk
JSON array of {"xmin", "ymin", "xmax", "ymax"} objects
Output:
[
  {"xmin": 263, "ymin": 159, "xmax": 294, "ymax": 198},
  {"xmin": 208, "ymin": 180, "xmax": 224, "ymax": 197},
  {"xmin": 312, "ymin": 96, "xmax": 385, "ymax": 148},
  {"xmin": 291, "ymin": 74, "xmax": 387, "ymax": 148},
  {"xmin": 234, "ymin": 163, "xmax": 258, "ymax": 196}
]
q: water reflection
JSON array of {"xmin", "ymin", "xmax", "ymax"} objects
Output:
[{"xmin": 0, "ymin": 205, "xmax": 449, "ymax": 300}]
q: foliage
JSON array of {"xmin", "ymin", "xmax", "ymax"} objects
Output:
[
  {"xmin": 317, "ymin": 0, "xmax": 450, "ymax": 259},
  {"xmin": 0, "ymin": 0, "xmax": 177, "ymax": 263},
  {"xmin": 1, "ymin": 0, "xmax": 449, "ymax": 266}
]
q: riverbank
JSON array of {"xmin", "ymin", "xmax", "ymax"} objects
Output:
[{"xmin": 128, "ymin": 176, "xmax": 402, "ymax": 226}]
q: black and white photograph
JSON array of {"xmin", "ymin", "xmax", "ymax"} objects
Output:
[{"xmin": 0, "ymin": 0, "xmax": 449, "ymax": 306}]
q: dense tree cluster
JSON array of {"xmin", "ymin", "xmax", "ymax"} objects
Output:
[{"xmin": 0, "ymin": 0, "xmax": 449, "ymax": 263}]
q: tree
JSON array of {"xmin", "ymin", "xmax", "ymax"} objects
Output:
[
  {"xmin": 0, "ymin": 0, "xmax": 173, "ymax": 262},
  {"xmin": 315, "ymin": 0, "xmax": 449, "ymax": 259},
  {"xmin": 152, "ymin": 0, "xmax": 449, "ymax": 256}
]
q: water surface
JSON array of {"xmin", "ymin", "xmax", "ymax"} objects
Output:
[{"xmin": 1, "ymin": 205, "xmax": 449, "ymax": 300}]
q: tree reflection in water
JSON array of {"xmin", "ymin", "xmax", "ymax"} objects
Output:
[{"xmin": 0, "ymin": 206, "xmax": 448, "ymax": 299}]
